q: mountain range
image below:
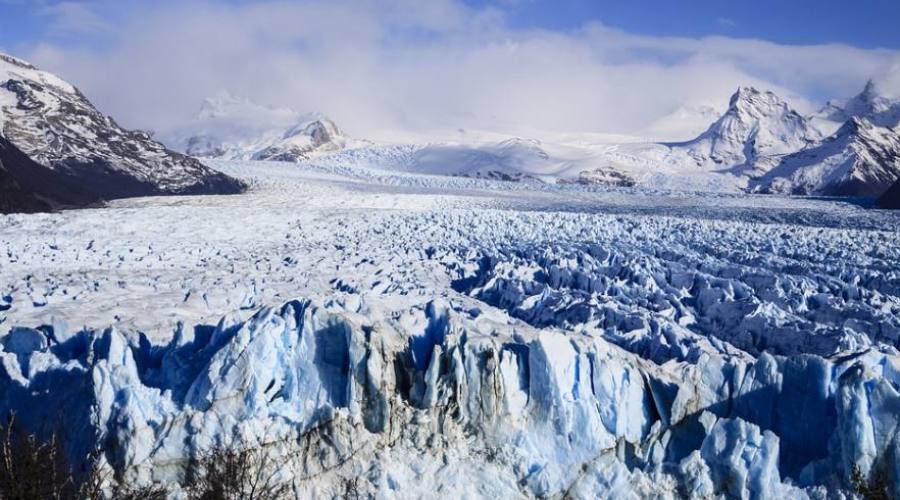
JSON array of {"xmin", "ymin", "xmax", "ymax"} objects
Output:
[
  {"xmin": 0, "ymin": 54, "xmax": 245, "ymax": 214},
  {"xmin": 665, "ymin": 83, "xmax": 900, "ymax": 197},
  {"xmin": 170, "ymin": 80, "xmax": 900, "ymax": 200},
  {"xmin": 3, "ymin": 50, "xmax": 900, "ymax": 213}
]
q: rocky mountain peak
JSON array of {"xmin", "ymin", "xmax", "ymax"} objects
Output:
[
  {"xmin": 837, "ymin": 115, "xmax": 874, "ymax": 136},
  {"xmin": 284, "ymin": 116, "xmax": 341, "ymax": 144},
  {"xmin": 726, "ymin": 87, "xmax": 800, "ymax": 121},
  {"xmin": 175, "ymin": 94, "xmax": 348, "ymax": 162},
  {"xmin": 0, "ymin": 54, "xmax": 37, "ymax": 71},
  {"xmin": 670, "ymin": 87, "xmax": 818, "ymax": 171},
  {"xmin": 0, "ymin": 52, "xmax": 245, "ymax": 210},
  {"xmin": 818, "ymin": 79, "xmax": 900, "ymax": 129}
]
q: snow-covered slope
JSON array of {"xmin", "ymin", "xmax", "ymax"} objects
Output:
[
  {"xmin": 641, "ymin": 103, "xmax": 722, "ymax": 142},
  {"xmin": 155, "ymin": 83, "xmax": 900, "ymax": 199},
  {"xmin": 667, "ymin": 87, "xmax": 820, "ymax": 172},
  {"xmin": 405, "ymin": 138, "xmax": 556, "ymax": 182},
  {"xmin": 172, "ymin": 92, "xmax": 349, "ymax": 162},
  {"xmin": 0, "ymin": 54, "xmax": 245, "ymax": 206},
  {"xmin": 311, "ymin": 138, "xmax": 751, "ymax": 192},
  {"xmin": 754, "ymin": 117, "xmax": 900, "ymax": 196}
]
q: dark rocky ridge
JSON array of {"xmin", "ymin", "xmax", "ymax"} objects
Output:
[
  {"xmin": 876, "ymin": 178, "xmax": 900, "ymax": 209},
  {"xmin": 0, "ymin": 53, "xmax": 245, "ymax": 213},
  {"xmin": 0, "ymin": 138, "xmax": 50, "ymax": 214}
]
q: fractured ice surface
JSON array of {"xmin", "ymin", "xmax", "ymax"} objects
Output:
[{"xmin": 2, "ymin": 161, "xmax": 900, "ymax": 497}]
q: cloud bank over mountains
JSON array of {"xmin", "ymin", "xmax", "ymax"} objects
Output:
[{"xmin": 9, "ymin": 0, "xmax": 900, "ymax": 139}]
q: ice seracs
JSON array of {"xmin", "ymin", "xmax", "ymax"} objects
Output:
[
  {"xmin": 667, "ymin": 87, "xmax": 820, "ymax": 172},
  {"xmin": 754, "ymin": 117, "xmax": 900, "ymax": 196},
  {"xmin": 173, "ymin": 91, "xmax": 348, "ymax": 162},
  {"xmin": 0, "ymin": 53, "xmax": 245, "ymax": 209},
  {"xmin": 4, "ymin": 297, "xmax": 900, "ymax": 499}
]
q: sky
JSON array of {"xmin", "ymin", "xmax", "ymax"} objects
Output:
[{"xmin": 2, "ymin": 0, "xmax": 900, "ymax": 140}]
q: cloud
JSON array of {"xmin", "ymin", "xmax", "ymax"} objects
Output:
[
  {"xmin": 716, "ymin": 17, "xmax": 737, "ymax": 29},
  {"xmin": 39, "ymin": 1, "xmax": 112, "ymax": 37},
  {"xmin": 20, "ymin": 0, "xmax": 900, "ymax": 140}
]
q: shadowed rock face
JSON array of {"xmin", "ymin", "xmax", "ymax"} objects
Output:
[
  {"xmin": 0, "ymin": 144, "xmax": 49, "ymax": 214},
  {"xmin": 0, "ymin": 177, "xmax": 42, "ymax": 213},
  {"xmin": 876, "ymin": 179, "xmax": 900, "ymax": 209},
  {"xmin": 0, "ymin": 53, "xmax": 245, "ymax": 210}
]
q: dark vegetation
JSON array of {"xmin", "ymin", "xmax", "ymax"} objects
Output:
[
  {"xmin": 0, "ymin": 414, "xmax": 300, "ymax": 499},
  {"xmin": 850, "ymin": 463, "xmax": 890, "ymax": 500},
  {"xmin": 183, "ymin": 443, "xmax": 291, "ymax": 500}
]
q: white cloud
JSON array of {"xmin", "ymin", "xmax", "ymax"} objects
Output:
[
  {"xmin": 21, "ymin": 0, "xmax": 900, "ymax": 140},
  {"xmin": 717, "ymin": 18, "xmax": 737, "ymax": 29},
  {"xmin": 39, "ymin": 1, "xmax": 112, "ymax": 36}
]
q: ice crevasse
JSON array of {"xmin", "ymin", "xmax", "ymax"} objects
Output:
[{"xmin": 1, "ymin": 297, "xmax": 899, "ymax": 498}]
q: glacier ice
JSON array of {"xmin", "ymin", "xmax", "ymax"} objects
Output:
[
  {"xmin": 2, "ymin": 160, "xmax": 900, "ymax": 497},
  {"xmin": 2, "ymin": 295, "xmax": 900, "ymax": 498}
]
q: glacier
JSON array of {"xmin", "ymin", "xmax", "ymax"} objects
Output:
[
  {"xmin": 2, "ymin": 160, "xmax": 900, "ymax": 498},
  {"xmin": 3, "ymin": 297, "xmax": 900, "ymax": 498}
]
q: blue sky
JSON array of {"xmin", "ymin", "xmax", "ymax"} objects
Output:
[
  {"xmin": 4, "ymin": 0, "xmax": 900, "ymax": 49},
  {"xmin": 469, "ymin": 0, "xmax": 900, "ymax": 49},
  {"xmin": 2, "ymin": 0, "xmax": 899, "ymax": 137}
]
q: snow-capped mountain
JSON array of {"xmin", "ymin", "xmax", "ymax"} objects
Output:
[
  {"xmin": 173, "ymin": 92, "xmax": 348, "ymax": 162},
  {"xmin": 753, "ymin": 117, "xmax": 900, "ymax": 196},
  {"xmin": 667, "ymin": 87, "xmax": 820, "ymax": 172},
  {"xmin": 0, "ymin": 54, "xmax": 245, "ymax": 208},
  {"xmin": 816, "ymin": 79, "xmax": 900, "ymax": 130}
]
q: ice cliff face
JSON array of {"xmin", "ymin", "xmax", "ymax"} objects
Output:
[
  {"xmin": 668, "ymin": 87, "xmax": 820, "ymax": 172},
  {"xmin": 0, "ymin": 54, "xmax": 245, "ymax": 207},
  {"xmin": 2, "ymin": 294, "xmax": 900, "ymax": 498}
]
